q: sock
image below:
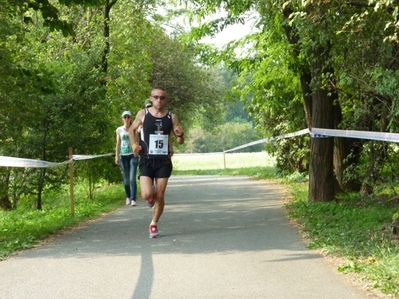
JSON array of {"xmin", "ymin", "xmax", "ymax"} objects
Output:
[{"xmin": 150, "ymin": 220, "xmax": 157, "ymax": 226}]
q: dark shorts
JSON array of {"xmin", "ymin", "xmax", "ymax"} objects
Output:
[{"xmin": 139, "ymin": 157, "xmax": 173, "ymax": 179}]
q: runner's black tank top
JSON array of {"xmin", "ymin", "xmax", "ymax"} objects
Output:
[{"xmin": 140, "ymin": 109, "xmax": 172, "ymax": 158}]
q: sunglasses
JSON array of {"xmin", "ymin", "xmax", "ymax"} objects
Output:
[
  {"xmin": 123, "ymin": 115, "xmax": 131, "ymax": 119},
  {"xmin": 152, "ymin": 95, "xmax": 166, "ymax": 100}
]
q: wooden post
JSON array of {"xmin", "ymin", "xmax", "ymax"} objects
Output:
[
  {"xmin": 69, "ymin": 147, "xmax": 75, "ymax": 217},
  {"xmin": 223, "ymin": 151, "xmax": 226, "ymax": 169}
]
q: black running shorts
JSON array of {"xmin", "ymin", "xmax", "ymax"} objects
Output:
[{"xmin": 139, "ymin": 157, "xmax": 173, "ymax": 179}]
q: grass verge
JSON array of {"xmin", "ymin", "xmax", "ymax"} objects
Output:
[{"xmin": 284, "ymin": 181, "xmax": 399, "ymax": 297}]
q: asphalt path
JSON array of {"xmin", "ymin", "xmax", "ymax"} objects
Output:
[{"xmin": 0, "ymin": 175, "xmax": 383, "ymax": 299}]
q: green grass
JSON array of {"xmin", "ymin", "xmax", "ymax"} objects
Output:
[
  {"xmin": 1, "ymin": 152, "xmax": 399, "ymax": 297},
  {"xmin": 172, "ymin": 151, "xmax": 277, "ymax": 179},
  {"xmin": 172, "ymin": 151, "xmax": 275, "ymax": 170}
]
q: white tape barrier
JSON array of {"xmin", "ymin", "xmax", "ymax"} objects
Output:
[
  {"xmin": 311, "ymin": 128, "xmax": 399, "ymax": 143},
  {"xmin": 224, "ymin": 128, "xmax": 310, "ymax": 153},
  {"xmin": 72, "ymin": 153, "xmax": 113, "ymax": 161},
  {"xmin": 277, "ymin": 128, "xmax": 310, "ymax": 139},
  {"xmin": 0, "ymin": 153, "xmax": 113, "ymax": 168},
  {"xmin": 224, "ymin": 127, "xmax": 399, "ymax": 153},
  {"xmin": 2, "ymin": 127, "xmax": 399, "ymax": 167},
  {"xmin": 0, "ymin": 156, "xmax": 71, "ymax": 168}
]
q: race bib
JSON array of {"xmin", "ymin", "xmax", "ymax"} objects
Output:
[{"xmin": 149, "ymin": 134, "xmax": 169, "ymax": 155}]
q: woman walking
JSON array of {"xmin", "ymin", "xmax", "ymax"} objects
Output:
[{"xmin": 115, "ymin": 110, "xmax": 138, "ymax": 206}]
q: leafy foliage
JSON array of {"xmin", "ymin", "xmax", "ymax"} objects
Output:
[
  {"xmin": 179, "ymin": 0, "xmax": 399, "ymax": 200},
  {"xmin": 0, "ymin": 0, "xmax": 231, "ymax": 210}
]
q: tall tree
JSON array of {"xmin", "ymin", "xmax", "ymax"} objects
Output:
[{"xmin": 181, "ymin": 0, "xmax": 399, "ymax": 201}]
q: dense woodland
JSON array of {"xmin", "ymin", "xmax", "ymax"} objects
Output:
[{"xmin": 1, "ymin": 0, "xmax": 399, "ymax": 210}]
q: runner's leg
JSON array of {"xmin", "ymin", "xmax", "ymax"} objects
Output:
[{"xmin": 152, "ymin": 177, "xmax": 168, "ymax": 222}]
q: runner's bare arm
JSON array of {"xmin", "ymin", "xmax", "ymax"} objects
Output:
[
  {"xmin": 172, "ymin": 113, "xmax": 184, "ymax": 144},
  {"xmin": 129, "ymin": 110, "xmax": 145, "ymax": 154}
]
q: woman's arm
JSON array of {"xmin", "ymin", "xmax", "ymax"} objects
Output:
[{"xmin": 115, "ymin": 131, "xmax": 121, "ymax": 165}]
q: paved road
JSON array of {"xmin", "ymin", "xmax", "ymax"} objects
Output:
[{"xmin": 0, "ymin": 176, "xmax": 381, "ymax": 299}]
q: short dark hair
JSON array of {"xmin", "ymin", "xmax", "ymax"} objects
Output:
[{"xmin": 151, "ymin": 86, "xmax": 166, "ymax": 93}]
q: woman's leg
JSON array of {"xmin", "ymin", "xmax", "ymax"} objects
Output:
[
  {"xmin": 129, "ymin": 156, "xmax": 138, "ymax": 201},
  {"xmin": 119, "ymin": 155, "xmax": 131, "ymax": 202}
]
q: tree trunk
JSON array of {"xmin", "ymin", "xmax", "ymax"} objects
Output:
[
  {"xmin": 300, "ymin": 72, "xmax": 312, "ymax": 128},
  {"xmin": 333, "ymin": 137, "xmax": 362, "ymax": 192},
  {"xmin": 332, "ymin": 88, "xmax": 362, "ymax": 192},
  {"xmin": 360, "ymin": 141, "xmax": 387, "ymax": 197},
  {"xmin": 36, "ymin": 168, "xmax": 46, "ymax": 210},
  {"xmin": 308, "ymin": 46, "xmax": 335, "ymax": 202},
  {"xmin": 309, "ymin": 95, "xmax": 335, "ymax": 201},
  {"xmin": 282, "ymin": 5, "xmax": 337, "ymax": 201},
  {"xmin": 101, "ymin": 0, "xmax": 117, "ymax": 81},
  {"xmin": 282, "ymin": 6, "xmax": 312, "ymax": 129},
  {"xmin": 0, "ymin": 170, "xmax": 12, "ymax": 210}
]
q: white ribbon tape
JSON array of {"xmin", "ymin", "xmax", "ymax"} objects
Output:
[
  {"xmin": 311, "ymin": 128, "xmax": 399, "ymax": 143},
  {"xmin": 224, "ymin": 127, "xmax": 399, "ymax": 153},
  {"xmin": 224, "ymin": 137, "xmax": 272, "ymax": 153},
  {"xmin": 0, "ymin": 156, "xmax": 70, "ymax": 168},
  {"xmin": 224, "ymin": 129, "xmax": 310, "ymax": 153},
  {"xmin": 0, "ymin": 153, "xmax": 114, "ymax": 168},
  {"xmin": 72, "ymin": 153, "xmax": 113, "ymax": 160},
  {"xmin": 275, "ymin": 128, "xmax": 310, "ymax": 140},
  {"xmin": 2, "ymin": 127, "xmax": 399, "ymax": 167}
]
